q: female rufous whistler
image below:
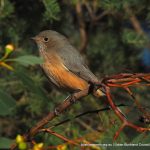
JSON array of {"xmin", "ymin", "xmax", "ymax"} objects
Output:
[{"xmin": 32, "ymin": 30, "xmax": 105, "ymax": 98}]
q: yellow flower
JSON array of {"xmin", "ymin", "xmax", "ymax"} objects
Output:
[
  {"xmin": 3, "ymin": 44, "xmax": 15, "ymax": 59},
  {"xmin": 33, "ymin": 143, "xmax": 44, "ymax": 150},
  {"xmin": 57, "ymin": 144, "xmax": 67, "ymax": 150},
  {"xmin": 16, "ymin": 135, "xmax": 24, "ymax": 143},
  {"xmin": 5, "ymin": 44, "xmax": 15, "ymax": 51}
]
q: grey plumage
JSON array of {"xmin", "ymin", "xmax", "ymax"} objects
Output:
[{"xmin": 37, "ymin": 30, "xmax": 99, "ymax": 83}]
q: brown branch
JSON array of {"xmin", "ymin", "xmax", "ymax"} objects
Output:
[
  {"xmin": 124, "ymin": 5, "xmax": 145, "ymax": 35},
  {"xmin": 102, "ymin": 73, "xmax": 150, "ymax": 140},
  {"xmin": 11, "ymin": 73, "xmax": 150, "ymax": 149},
  {"xmin": 124, "ymin": 87, "xmax": 146, "ymax": 113},
  {"xmin": 85, "ymin": 2, "xmax": 109, "ymax": 22},
  {"xmin": 75, "ymin": 1, "xmax": 88, "ymax": 53},
  {"xmin": 105, "ymin": 85, "xmax": 150, "ymax": 140},
  {"xmin": 50, "ymin": 103, "xmax": 127, "ymax": 129},
  {"xmin": 75, "ymin": 1, "xmax": 109, "ymax": 53},
  {"xmin": 10, "ymin": 88, "xmax": 89, "ymax": 150},
  {"xmin": 39, "ymin": 128, "xmax": 78, "ymax": 146},
  {"xmin": 93, "ymin": 10, "xmax": 110, "ymax": 22}
]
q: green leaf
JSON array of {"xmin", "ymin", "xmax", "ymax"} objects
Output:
[
  {"xmin": 0, "ymin": 89, "xmax": 16, "ymax": 116},
  {"xmin": 14, "ymin": 70, "xmax": 48, "ymax": 102},
  {"xmin": 0, "ymin": 137, "xmax": 14, "ymax": 149},
  {"xmin": 7, "ymin": 55, "xmax": 44, "ymax": 66}
]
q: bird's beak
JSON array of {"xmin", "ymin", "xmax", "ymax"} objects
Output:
[
  {"xmin": 31, "ymin": 37, "xmax": 36, "ymax": 41},
  {"xmin": 31, "ymin": 36, "xmax": 41, "ymax": 41}
]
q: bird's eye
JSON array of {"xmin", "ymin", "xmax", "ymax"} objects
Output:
[{"xmin": 44, "ymin": 37, "xmax": 49, "ymax": 42}]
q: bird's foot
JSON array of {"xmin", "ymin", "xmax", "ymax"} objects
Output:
[{"xmin": 89, "ymin": 80, "xmax": 106, "ymax": 95}]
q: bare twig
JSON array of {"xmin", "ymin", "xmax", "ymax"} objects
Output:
[
  {"xmin": 51, "ymin": 104, "xmax": 127, "ymax": 129},
  {"xmin": 10, "ymin": 88, "xmax": 89, "ymax": 150},
  {"xmin": 105, "ymin": 86, "xmax": 150, "ymax": 140},
  {"xmin": 85, "ymin": 2, "xmax": 109, "ymax": 22},
  {"xmin": 124, "ymin": 4, "xmax": 145, "ymax": 35},
  {"xmin": 11, "ymin": 73, "xmax": 150, "ymax": 149},
  {"xmin": 39, "ymin": 128, "xmax": 78, "ymax": 146},
  {"xmin": 75, "ymin": 1, "xmax": 88, "ymax": 53}
]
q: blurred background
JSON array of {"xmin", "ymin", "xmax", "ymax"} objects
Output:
[{"xmin": 0, "ymin": 0, "xmax": 150, "ymax": 149}]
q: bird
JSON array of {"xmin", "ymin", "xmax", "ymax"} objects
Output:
[{"xmin": 32, "ymin": 30, "xmax": 105, "ymax": 98}]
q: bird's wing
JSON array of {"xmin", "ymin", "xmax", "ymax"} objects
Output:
[{"xmin": 57, "ymin": 44, "xmax": 98, "ymax": 83}]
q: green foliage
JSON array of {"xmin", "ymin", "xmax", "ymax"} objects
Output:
[
  {"xmin": 71, "ymin": 0, "xmax": 78, "ymax": 5},
  {"xmin": 88, "ymin": 30, "xmax": 125, "ymax": 74},
  {"xmin": 122, "ymin": 29, "xmax": 149, "ymax": 48},
  {"xmin": 0, "ymin": 137, "xmax": 14, "ymax": 149},
  {"xmin": 14, "ymin": 70, "xmax": 50, "ymax": 115},
  {"xmin": 101, "ymin": 0, "xmax": 146, "ymax": 13},
  {"xmin": 0, "ymin": 0, "xmax": 14, "ymax": 19},
  {"xmin": 101, "ymin": 0, "xmax": 124, "ymax": 12},
  {"xmin": 0, "ymin": 89, "xmax": 16, "ymax": 116},
  {"xmin": 42, "ymin": 0, "xmax": 60, "ymax": 21},
  {"xmin": 7, "ymin": 55, "xmax": 44, "ymax": 66}
]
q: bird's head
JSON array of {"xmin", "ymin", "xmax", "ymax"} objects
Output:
[{"xmin": 32, "ymin": 30, "xmax": 67, "ymax": 52}]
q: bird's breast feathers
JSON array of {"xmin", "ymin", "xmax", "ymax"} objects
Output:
[{"xmin": 41, "ymin": 52, "xmax": 89, "ymax": 91}]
